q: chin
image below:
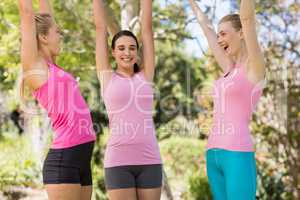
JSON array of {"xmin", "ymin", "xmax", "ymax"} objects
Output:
[
  {"xmin": 52, "ymin": 49, "xmax": 61, "ymax": 56},
  {"xmin": 121, "ymin": 63, "xmax": 135, "ymax": 69}
]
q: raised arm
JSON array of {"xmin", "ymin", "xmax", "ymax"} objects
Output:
[
  {"xmin": 240, "ymin": 0, "xmax": 265, "ymax": 82},
  {"xmin": 140, "ymin": 0, "xmax": 155, "ymax": 82},
  {"xmin": 18, "ymin": 0, "xmax": 39, "ymax": 73},
  {"xmin": 188, "ymin": 0, "xmax": 233, "ymax": 73},
  {"xmin": 93, "ymin": 0, "xmax": 112, "ymax": 88},
  {"xmin": 39, "ymin": 0, "xmax": 54, "ymax": 17}
]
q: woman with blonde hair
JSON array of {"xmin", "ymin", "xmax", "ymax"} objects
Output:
[
  {"xmin": 18, "ymin": 0, "xmax": 96, "ymax": 199},
  {"xmin": 189, "ymin": 0, "xmax": 265, "ymax": 199}
]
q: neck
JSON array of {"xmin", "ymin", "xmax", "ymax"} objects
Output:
[
  {"xmin": 39, "ymin": 48, "xmax": 55, "ymax": 64},
  {"xmin": 232, "ymin": 43, "xmax": 248, "ymax": 66},
  {"xmin": 116, "ymin": 66, "xmax": 134, "ymax": 77}
]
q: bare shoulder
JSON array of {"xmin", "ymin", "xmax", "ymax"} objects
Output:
[{"xmin": 23, "ymin": 58, "xmax": 49, "ymax": 91}]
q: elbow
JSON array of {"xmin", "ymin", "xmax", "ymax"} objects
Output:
[
  {"xmin": 142, "ymin": 29, "xmax": 153, "ymax": 39},
  {"xmin": 141, "ymin": 16, "xmax": 153, "ymax": 31},
  {"xmin": 240, "ymin": 10, "xmax": 255, "ymax": 22},
  {"xmin": 94, "ymin": 21, "xmax": 106, "ymax": 31},
  {"xmin": 95, "ymin": 27, "xmax": 108, "ymax": 39},
  {"xmin": 240, "ymin": 15, "xmax": 255, "ymax": 22}
]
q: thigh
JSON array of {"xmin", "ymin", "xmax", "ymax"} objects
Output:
[
  {"xmin": 45, "ymin": 184, "xmax": 81, "ymax": 200},
  {"xmin": 107, "ymin": 188, "xmax": 137, "ymax": 200},
  {"xmin": 222, "ymin": 151, "xmax": 257, "ymax": 200},
  {"xmin": 137, "ymin": 188, "xmax": 161, "ymax": 200},
  {"xmin": 206, "ymin": 149, "xmax": 227, "ymax": 200},
  {"xmin": 105, "ymin": 166, "xmax": 136, "ymax": 190},
  {"xmin": 136, "ymin": 164, "xmax": 162, "ymax": 189},
  {"xmin": 80, "ymin": 185, "xmax": 92, "ymax": 200}
]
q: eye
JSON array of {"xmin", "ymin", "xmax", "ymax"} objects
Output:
[
  {"xmin": 118, "ymin": 47, "xmax": 125, "ymax": 51},
  {"xmin": 129, "ymin": 46, "xmax": 136, "ymax": 51}
]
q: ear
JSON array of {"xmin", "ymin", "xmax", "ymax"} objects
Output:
[{"xmin": 38, "ymin": 34, "xmax": 48, "ymax": 45}]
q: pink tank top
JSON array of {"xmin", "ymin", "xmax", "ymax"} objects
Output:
[
  {"xmin": 207, "ymin": 65, "xmax": 263, "ymax": 152},
  {"xmin": 102, "ymin": 71, "xmax": 162, "ymax": 168},
  {"xmin": 33, "ymin": 62, "xmax": 96, "ymax": 149}
]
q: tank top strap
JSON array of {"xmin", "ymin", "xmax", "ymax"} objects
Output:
[
  {"xmin": 45, "ymin": 61, "xmax": 55, "ymax": 68},
  {"xmin": 45, "ymin": 62, "xmax": 58, "ymax": 76},
  {"xmin": 136, "ymin": 70, "xmax": 145, "ymax": 80}
]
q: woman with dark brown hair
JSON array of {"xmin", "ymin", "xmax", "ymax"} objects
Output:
[{"xmin": 93, "ymin": 0, "xmax": 162, "ymax": 199}]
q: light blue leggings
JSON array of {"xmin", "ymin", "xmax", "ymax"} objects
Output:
[{"xmin": 206, "ymin": 149, "xmax": 257, "ymax": 200}]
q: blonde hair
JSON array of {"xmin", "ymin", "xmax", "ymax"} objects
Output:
[
  {"xmin": 219, "ymin": 14, "xmax": 242, "ymax": 31},
  {"xmin": 34, "ymin": 13, "xmax": 53, "ymax": 42}
]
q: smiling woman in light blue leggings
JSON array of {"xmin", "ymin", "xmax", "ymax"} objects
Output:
[{"xmin": 189, "ymin": 0, "xmax": 265, "ymax": 199}]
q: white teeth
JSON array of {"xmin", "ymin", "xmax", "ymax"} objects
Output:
[{"xmin": 122, "ymin": 58, "xmax": 131, "ymax": 62}]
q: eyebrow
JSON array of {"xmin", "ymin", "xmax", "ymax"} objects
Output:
[
  {"xmin": 217, "ymin": 30, "xmax": 226, "ymax": 37},
  {"xmin": 117, "ymin": 44, "xmax": 137, "ymax": 48}
]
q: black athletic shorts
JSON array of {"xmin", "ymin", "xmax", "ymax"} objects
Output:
[
  {"xmin": 104, "ymin": 164, "xmax": 163, "ymax": 190},
  {"xmin": 43, "ymin": 141, "xmax": 94, "ymax": 186}
]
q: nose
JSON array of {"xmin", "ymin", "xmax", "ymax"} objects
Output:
[{"xmin": 124, "ymin": 48, "xmax": 130, "ymax": 56}]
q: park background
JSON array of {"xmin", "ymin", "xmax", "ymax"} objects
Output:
[{"xmin": 0, "ymin": 0, "xmax": 299, "ymax": 199}]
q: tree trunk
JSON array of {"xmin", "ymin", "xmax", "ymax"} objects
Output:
[
  {"xmin": 119, "ymin": 0, "xmax": 140, "ymax": 31},
  {"xmin": 162, "ymin": 169, "xmax": 174, "ymax": 200}
]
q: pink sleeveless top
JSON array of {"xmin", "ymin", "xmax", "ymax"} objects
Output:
[
  {"xmin": 102, "ymin": 71, "xmax": 162, "ymax": 168},
  {"xmin": 207, "ymin": 65, "xmax": 263, "ymax": 152},
  {"xmin": 33, "ymin": 63, "xmax": 96, "ymax": 149}
]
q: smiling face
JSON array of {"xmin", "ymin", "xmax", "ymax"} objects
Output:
[
  {"xmin": 112, "ymin": 35, "xmax": 138, "ymax": 71},
  {"xmin": 217, "ymin": 22, "xmax": 243, "ymax": 57},
  {"xmin": 217, "ymin": 14, "xmax": 244, "ymax": 58}
]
